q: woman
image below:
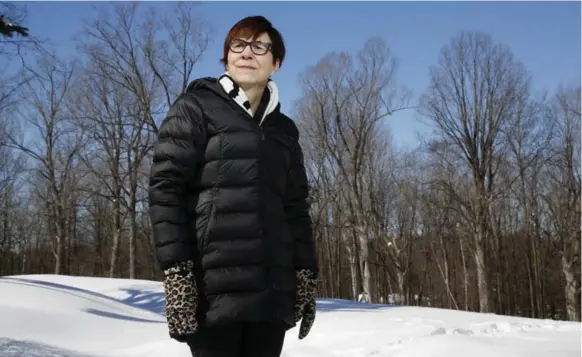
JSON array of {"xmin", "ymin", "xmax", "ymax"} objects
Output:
[{"xmin": 148, "ymin": 15, "xmax": 318, "ymax": 357}]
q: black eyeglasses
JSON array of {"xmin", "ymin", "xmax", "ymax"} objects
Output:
[{"xmin": 229, "ymin": 39, "xmax": 272, "ymax": 55}]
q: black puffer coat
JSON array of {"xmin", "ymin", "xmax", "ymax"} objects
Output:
[{"xmin": 148, "ymin": 76, "xmax": 318, "ymax": 329}]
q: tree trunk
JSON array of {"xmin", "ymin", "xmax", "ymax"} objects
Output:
[
  {"xmin": 561, "ymin": 254, "xmax": 580, "ymax": 321},
  {"xmin": 474, "ymin": 216, "xmax": 490, "ymax": 312},
  {"xmin": 348, "ymin": 233, "xmax": 361, "ymax": 300},
  {"xmin": 109, "ymin": 194, "xmax": 121, "ymax": 278},
  {"xmin": 459, "ymin": 231, "xmax": 469, "ymax": 311}
]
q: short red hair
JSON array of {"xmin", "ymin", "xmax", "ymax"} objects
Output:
[{"xmin": 220, "ymin": 16, "xmax": 286, "ymax": 68}]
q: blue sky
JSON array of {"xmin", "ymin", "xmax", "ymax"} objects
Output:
[{"xmin": 22, "ymin": 1, "xmax": 581, "ymax": 149}]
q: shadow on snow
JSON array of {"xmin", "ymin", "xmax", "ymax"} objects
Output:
[
  {"xmin": 0, "ymin": 337, "xmax": 97, "ymax": 357},
  {"xmin": 1, "ymin": 276, "xmax": 399, "ymax": 318},
  {"xmin": 0, "ymin": 277, "xmax": 166, "ymax": 323},
  {"xmin": 116, "ymin": 288, "xmax": 166, "ymax": 315}
]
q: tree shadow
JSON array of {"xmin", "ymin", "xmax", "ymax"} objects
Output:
[
  {"xmin": 116, "ymin": 288, "xmax": 166, "ymax": 315},
  {"xmin": 1, "ymin": 277, "xmax": 398, "ymax": 319},
  {"xmin": 0, "ymin": 337, "xmax": 97, "ymax": 357},
  {"xmin": 0, "ymin": 277, "xmax": 167, "ymax": 323},
  {"xmin": 84, "ymin": 308, "xmax": 163, "ymax": 323}
]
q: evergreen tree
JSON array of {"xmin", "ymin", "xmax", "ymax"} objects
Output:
[{"xmin": 0, "ymin": 14, "xmax": 28, "ymax": 38}]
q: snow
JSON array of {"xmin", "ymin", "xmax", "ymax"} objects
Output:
[{"xmin": 0, "ymin": 275, "xmax": 580, "ymax": 357}]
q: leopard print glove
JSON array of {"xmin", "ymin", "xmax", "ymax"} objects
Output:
[
  {"xmin": 294, "ymin": 269, "xmax": 317, "ymax": 339},
  {"xmin": 163, "ymin": 261, "xmax": 199, "ymax": 342}
]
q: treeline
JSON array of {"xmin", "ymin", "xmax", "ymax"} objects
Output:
[{"xmin": 0, "ymin": 2, "xmax": 579, "ymax": 322}]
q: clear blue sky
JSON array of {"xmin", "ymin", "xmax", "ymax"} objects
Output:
[{"xmin": 23, "ymin": 1, "xmax": 581, "ymax": 149}]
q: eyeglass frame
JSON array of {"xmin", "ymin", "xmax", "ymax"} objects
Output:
[{"xmin": 229, "ymin": 38, "xmax": 272, "ymax": 56}]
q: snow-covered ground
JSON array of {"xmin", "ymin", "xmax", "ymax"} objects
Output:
[{"xmin": 0, "ymin": 274, "xmax": 580, "ymax": 357}]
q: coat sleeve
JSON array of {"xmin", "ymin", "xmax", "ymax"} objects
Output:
[
  {"xmin": 148, "ymin": 93, "xmax": 206, "ymax": 272},
  {"xmin": 284, "ymin": 125, "xmax": 319, "ymax": 276}
]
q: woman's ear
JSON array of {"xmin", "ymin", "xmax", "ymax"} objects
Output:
[{"xmin": 270, "ymin": 59, "xmax": 280, "ymax": 76}]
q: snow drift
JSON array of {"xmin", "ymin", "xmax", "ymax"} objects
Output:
[{"xmin": 0, "ymin": 274, "xmax": 580, "ymax": 357}]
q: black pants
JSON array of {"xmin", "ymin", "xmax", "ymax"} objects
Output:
[{"xmin": 187, "ymin": 322, "xmax": 287, "ymax": 357}]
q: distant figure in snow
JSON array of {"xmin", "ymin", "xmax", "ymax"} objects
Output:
[{"xmin": 148, "ymin": 15, "xmax": 319, "ymax": 357}]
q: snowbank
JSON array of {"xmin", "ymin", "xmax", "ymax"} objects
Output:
[{"xmin": 0, "ymin": 275, "xmax": 579, "ymax": 357}]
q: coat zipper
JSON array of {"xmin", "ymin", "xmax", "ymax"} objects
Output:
[{"xmin": 224, "ymin": 96, "xmax": 272, "ymax": 290}]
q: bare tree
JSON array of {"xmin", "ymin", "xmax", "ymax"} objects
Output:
[
  {"xmin": 419, "ymin": 31, "xmax": 531, "ymax": 313},
  {"xmin": 74, "ymin": 1, "xmax": 212, "ymax": 278},
  {"xmin": 77, "ymin": 1, "xmax": 212, "ymax": 135},
  {"xmin": 6, "ymin": 54, "xmax": 82, "ymax": 274},
  {"xmin": 0, "ymin": 105, "xmax": 26, "ymax": 275},
  {"xmin": 544, "ymin": 85, "xmax": 581, "ymax": 321},
  {"xmin": 500, "ymin": 91, "xmax": 551, "ymax": 317},
  {"xmin": 70, "ymin": 63, "xmax": 131, "ymax": 278},
  {"xmin": 296, "ymin": 37, "xmax": 410, "ymax": 302}
]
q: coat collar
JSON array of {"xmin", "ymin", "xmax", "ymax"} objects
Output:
[{"xmin": 218, "ymin": 72, "xmax": 280, "ymax": 125}]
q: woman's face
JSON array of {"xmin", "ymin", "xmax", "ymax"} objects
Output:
[{"xmin": 226, "ymin": 32, "xmax": 280, "ymax": 88}]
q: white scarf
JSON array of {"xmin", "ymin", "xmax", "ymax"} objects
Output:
[{"xmin": 218, "ymin": 72, "xmax": 280, "ymax": 125}]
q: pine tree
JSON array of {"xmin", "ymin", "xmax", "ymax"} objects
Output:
[{"xmin": 0, "ymin": 14, "xmax": 28, "ymax": 38}]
